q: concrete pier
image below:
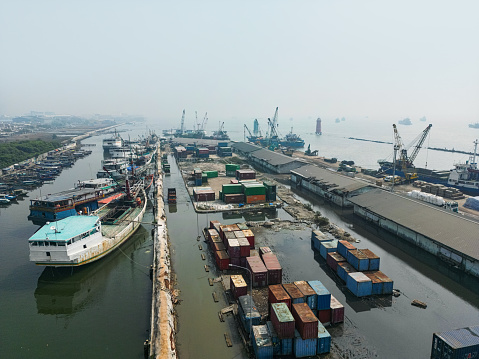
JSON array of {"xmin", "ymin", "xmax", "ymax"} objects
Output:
[{"xmin": 148, "ymin": 146, "xmax": 177, "ymax": 358}]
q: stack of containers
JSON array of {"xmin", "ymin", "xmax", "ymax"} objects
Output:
[
  {"xmin": 263, "ymin": 181, "xmax": 277, "ymax": 201},
  {"xmin": 237, "ymin": 237, "xmax": 250, "ymax": 267},
  {"xmin": 217, "ymin": 142, "xmax": 229, "ymax": 148},
  {"xmin": 259, "ymin": 247, "xmax": 273, "ymax": 258},
  {"xmin": 221, "ymin": 184, "xmax": 243, "ymax": 201},
  {"xmin": 326, "ymin": 252, "xmax": 347, "ymax": 271},
  {"xmin": 225, "ymin": 164, "xmax": 240, "ymax": 177},
  {"xmin": 243, "ymin": 183, "xmax": 267, "ymax": 204},
  {"xmin": 236, "ymin": 169, "xmax": 256, "ymax": 180},
  {"xmin": 337, "ymin": 240, "xmax": 357, "ymax": 258},
  {"xmin": 337, "ymin": 262, "xmax": 357, "ymax": 282},
  {"xmin": 265, "ymin": 321, "xmax": 282, "ymax": 356},
  {"xmin": 193, "ymin": 169, "xmax": 202, "ymax": 186},
  {"xmin": 252, "ymin": 325, "xmax": 273, "ymax": 359},
  {"xmin": 294, "ymin": 281, "xmax": 317, "ymax": 311},
  {"xmin": 282, "ymin": 283, "xmax": 305, "ymax": 304},
  {"xmin": 347, "ymin": 249, "xmax": 370, "ymax": 271},
  {"xmin": 263, "ymin": 253, "xmax": 282, "ymax": 285},
  {"xmin": 238, "ymin": 295, "xmax": 261, "ymax": 332},
  {"xmin": 330, "ymin": 295, "xmax": 345, "ymax": 324},
  {"xmin": 230, "ymin": 274, "xmax": 248, "ymax": 299},
  {"xmin": 268, "ymin": 284, "xmax": 291, "ymax": 315},
  {"xmin": 311, "ymin": 230, "xmax": 332, "ymax": 251},
  {"xmin": 217, "ymin": 146, "xmax": 232, "ymax": 157},
  {"xmin": 364, "ymin": 271, "xmax": 393, "ymax": 294},
  {"xmin": 195, "ymin": 147, "xmax": 209, "ymax": 158},
  {"xmin": 363, "ymin": 272, "xmax": 383, "ymax": 295},
  {"xmin": 242, "ymin": 229, "xmax": 255, "ymax": 248},
  {"xmin": 346, "ymin": 272, "xmax": 373, "ymax": 297},
  {"xmin": 223, "ymin": 193, "xmax": 245, "ymax": 204},
  {"xmin": 360, "ymin": 249, "xmax": 380, "ymax": 270},
  {"xmin": 320, "ymin": 239, "xmax": 339, "ymax": 259},
  {"xmin": 308, "ymin": 280, "xmax": 332, "ymax": 326},
  {"xmin": 317, "ymin": 322, "xmax": 332, "ymax": 354},
  {"xmin": 292, "ymin": 303, "xmax": 319, "ymax": 357},
  {"xmin": 215, "ymin": 250, "xmax": 230, "ymax": 270},
  {"xmin": 246, "ymin": 256, "xmax": 268, "ymax": 287},
  {"xmin": 270, "ymin": 302, "xmax": 295, "ymax": 355},
  {"xmin": 227, "ymin": 237, "xmax": 241, "ymax": 266}
]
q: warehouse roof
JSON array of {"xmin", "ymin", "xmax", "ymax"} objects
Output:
[
  {"xmin": 231, "ymin": 142, "xmax": 262, "ymax": 153},
  {"xmin": 250, "ymin": 149, "xmax": 307, "ymax": 166},
  {"xmin": 291, "ymin": 165, "xmax": 371, "ymax": 193},
  {"xmin": 349, "ymin": 189, "xmax": 479, "ymax": 261}
]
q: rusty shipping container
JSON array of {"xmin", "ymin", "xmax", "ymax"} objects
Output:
[
  {"xmin": 326, "ymin": 252, "xmax": 347, "ymax": 272},
  {"xmin": 215, "ymin": 250, "xmax": 230, "ymax": 271},
  {"xmin": 330, "ymin": 295, "xmax": 344, "ymax": 324},
  {"xmin": 223, "ymin": 193, "xmax": 245, "ymax": 204},
  {"xmin": 317, "ymin": 308, "xmax": 331, "ymax": 326},
  {"xmin": 363, "ymin": 271, "xmax": 384, "ymax": 295},
  {"xmin": 207, "ymin": 228, "xmax": 219, "ymax": 242},
  {"xmin": 263, "ymin": 253, "xmax": 282, "ymax": 285},
  {"xmin": 337, "ymin": 262, "xmax": 357, "ymax": 283},
  {"xmin": 282, "ymin": 283, "xmax": 305, "ymax": 304},
  {"xmin": 237, "ymin": 237, "xmax": 251, "ymax": 257},
  {"xmin": 246, "ymin": 194, "xmax": 266, "ymax": 204},
  {"xmin": 259, "ymin": 246, "xmax": 273, "ymax": 258},
  {"xmin": 193, "ymin": 190, "xmax": 215, "ymax": 202},
  {"xmin": 236, "ymin": 169, "xmax": 256, "ymax": 180},
  {"xmin": 372, "ymin": 270, "xmax": 394, "ymax": 294},
  {"xmin": 294, "ymin": 281, "xmax": 317, "ymax": 310},
  {"xmin": 347, "ymin": 249, "xmax": 370, "ymax": 271},
  {"xmin": 227, "ymin": 237, "xmax": 241, "ymax": 258},
  {"xmin": 268, "ymin": 284, "xmax": 292, "ymax": 311},
  {"xmin": 242, "ymin": 229, "xmax": 255, "ymax": 248},
  {"xmin": 337, "ymin": 240, "xmax": 356, "ymax": 258},
  {"xmin": 292, "ymin": 303, "xmax": 319, "ymax": 340},
  {"xmin": 212, "ymin": 241, "xmax": 226, "ymax": 252},
  {"xmin": 246, "ymin": 256, "xmax": 268, "ymax": 287},
  {"xmin": 360, "ymin": 248, "xmax": 380, "ymax": 271},
  {"xmin": 209, "ymin": 220, "xmax": 220, "ymax": 229},
  {"xmin": 270, "ymin": 302, "xmax": 295, "ymax": 339},
  {"xmin": 230, "ymin": 274, "xmax": 248, "ymax": 299}
]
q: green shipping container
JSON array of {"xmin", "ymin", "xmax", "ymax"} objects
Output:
[
  {"xmin": 222, "ymin": 184, "xmax": 244, "ymax": 194},
  {"xmin": 202, "ymin": 174, "xmax": 208, "ymax": 183},
  {"xmin": 204, "ymin": 171, "xmax": 218, "ymax": 178},
  {"xmin": 264, "ymin": 181, "xmax": 277, "ymax": 201},
  {"xmin": 225, "ymin": 164, "xmax": 240, "ymax": 171},
  {"xmin": 242, "ymin": 183, "xmax": 266, "ymax": 196}
]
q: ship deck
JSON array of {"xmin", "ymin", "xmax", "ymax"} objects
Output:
[{"xmin": 100, "ymin": 205, "xmax": 143, "ymax": 238}]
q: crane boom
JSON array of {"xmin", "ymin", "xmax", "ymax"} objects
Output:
[{"xmin": 408, "ymin": 124, "xmax": 432, "ymax": 164}]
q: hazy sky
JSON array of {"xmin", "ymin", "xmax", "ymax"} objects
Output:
[{"xmin": 1, "ymin": 1, "xmax": 478, "ymax": 125}]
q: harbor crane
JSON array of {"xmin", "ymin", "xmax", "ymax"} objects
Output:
[{"xmin": 178, "ymin": 109, "xmax": 185, "ymax": 135}]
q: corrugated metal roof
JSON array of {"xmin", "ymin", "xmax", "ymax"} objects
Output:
[
  {"xmin": 231, "ymin": 142, "xmax": 262, "ymax": 153},
  {"xmin": 349, "ymin": 190, "xmax": 479, "ymax": 261},
  {"xmin": 291, "ymin": 165, "xmax": 370, "ymax": 193},
  {"xmin": 435, "ymin": 325, "xmax": 479, "ymax": 348},
  {"xmin": 250, "ymin": 149, "xmax": 306, "ymax": 166}
]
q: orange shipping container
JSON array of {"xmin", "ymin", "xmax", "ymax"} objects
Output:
[{"xmin": 246, "ymin": 194, "xmax": 266, "ymax": 204}]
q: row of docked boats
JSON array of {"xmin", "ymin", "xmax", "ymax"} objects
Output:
[{"xmin": 27, "ymin": 131, "xmax": 158, "ymax": 267}]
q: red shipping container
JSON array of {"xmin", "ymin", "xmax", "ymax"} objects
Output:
[
  {"xmin": 227, "ymin": 238, "xmax": 241, "ymax": 258},
  {"xmin": 224, "ymin": 231, "xmax": 236, "ymax": 245},
  {"xmin": 294, "ymin": 281, "xmax": 316, "ymax": 302},
  {"xmin": 215, "ymin": 250, "xmax": 230, "ymax": 271},
  {"xmin": 330, "ymin": 295, "xmax": 345, "ymax": 324},
  {"xmin": 242, "ymin": 229, "xmax": 255, "ymax": 248},
  {"xmin": 270, "ymin": 302, "xmax": 295, "ymax": 339},
  {"xmin": 213, "ymin": 223, "xmax": 221, "ymax": 234},
  {"xmin": 230, "ymin": 256, "xmax": 241, "ymax": 266},
  {"xmin": 219, "ymin": 225, "xmax": 230, "ymax": 241},
  {"xmin": 263, "ymin": 253, "xmax": 282, "ymax": 285},
  {"xmin": 326, "ymin": 252, "xmax": 347, "ymax": 272},
  {"xmin": 224, "ymin": 193, "xmax": 245, "ymax": 204},
  {"xmin": 194, "ymin": 190, "xmax": 215, "ymax": 202},
  {"xmin": 230, "ymin": 179, "xmax": 239, "ymax": 184},
  {"xmin": 246, "ymin": 194, "xmax": 266, "ymax": 204},
  {"xmin": 230, "ymin": 274, "xmax": 248, "ymax": 299},
  {"xmin": 268, "ymin": 284, "xmax": 292, "ymax": 310},
  {"xmin": 236, "ymin": 169, "xmax": 256, "ymax": 180},
  {"xmin": 208, "ymin": 228, "xmax": 219, "ymax": 242},
  {"xmin": 282, "ymin": 283, "xmax": 305, "ymax": 303},
  {"xmin": 259, "ymin": 246, "xmax": 272, "ymax": 258},
  {"xmin": 317, "ymin": 308, "xmax": 331, "ymax": 326},
  {"xmin": 212, "ymin": 241, "xmax": 226, "ymax": 252},
  {"xmin": 237, "ymin": 237, "xmax": 251, "ymax": 257},
  {"xmin": 292, "ymin": 303, "xmax": 319, "ymax": 340},
  {"xmin": 210, "ymin": 220, "xmax": 220, "ymax": 229},
  {"xmin": 246, "ymin": 256, "xmax": 268, "ymax": 287}
]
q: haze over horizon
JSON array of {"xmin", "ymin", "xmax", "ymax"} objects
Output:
[{"xmin": 1, "ymin": 1, "xmax": 478, "ymax": 126}]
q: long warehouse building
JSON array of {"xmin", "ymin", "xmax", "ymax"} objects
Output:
[{"xmin": 349, "ymin": 189, "xmax": 479, "ymax": 278}]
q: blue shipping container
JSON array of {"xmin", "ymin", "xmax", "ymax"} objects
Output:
[
  {"xmin": 218, "ymin": 142, "xmax": 229, "ymax": 147},
  {"xmin": 319, "ymin": 240, "xmax": 338, "ymax": 259},
  {"xmin": 312, "ymin": 235, "xmax": 331, "ymax": 252},
  {"xmin": 337, "ymin": 262, "xmax": 356, "ymax": 283},
  {"xmin": 252, "ymin": 325, "xmax": 274, "ymax": 359},
  {"xmin": 346, "ymin": 272, "xmax": 372, "ymax": 297},
  {"xmin": 308, "ymin": 280, "xmax": 331, "ymax": 310},
  {"xmin": 265, "ymin": 321, "xmax": 281, "ymax": 356},
  {"xmin": 293, "ymin": 329, "xmax": 318, "ymax": 358},
  {"xmin": 337, "ymin": 240, "xmax": 356, "ymax": 258},
  {"xmin": 347, "ymin": 249, "xmax": 370, "ymax": 271},
  {"xmin": 238, "ymin": 295, "xmax": 261, "ymax": 331},
  {"xmin": 195, "ymin": 179, "xmax": 202, "ymax": 186},
  {"xmin": 431, "ymin": 325, "xmax": 479, "ymax": 359},
  {"xmin": 317, "ymin": 322, "xmax": 331, "ymax": 354}
]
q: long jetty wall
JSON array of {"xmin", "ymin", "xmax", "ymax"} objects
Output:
[{"xmin": 149, "ymin": 147, "xmax": 177, "ymax": 358}]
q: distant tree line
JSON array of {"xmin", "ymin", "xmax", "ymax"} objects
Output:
[{"xmin": 0, "ymin": 140, "xmax": 61, "ymax": 169}]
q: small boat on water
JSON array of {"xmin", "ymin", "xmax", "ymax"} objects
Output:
[
  {"xmin": 0, "ymin": 194, "xmax": 11, "ymax": 204},
  {"xmin": 28, "ymin": 180, "xmax": 147, "ymax": 267}
]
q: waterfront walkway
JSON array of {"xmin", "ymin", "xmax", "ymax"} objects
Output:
[{"xmin": 149, "ymin": 146, "xmax": 177, "ymax": 358}]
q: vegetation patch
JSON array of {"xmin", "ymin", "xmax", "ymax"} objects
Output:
[{"xmin": 0, "ymin": 140, "xmax": 61, "ymax": 168}]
